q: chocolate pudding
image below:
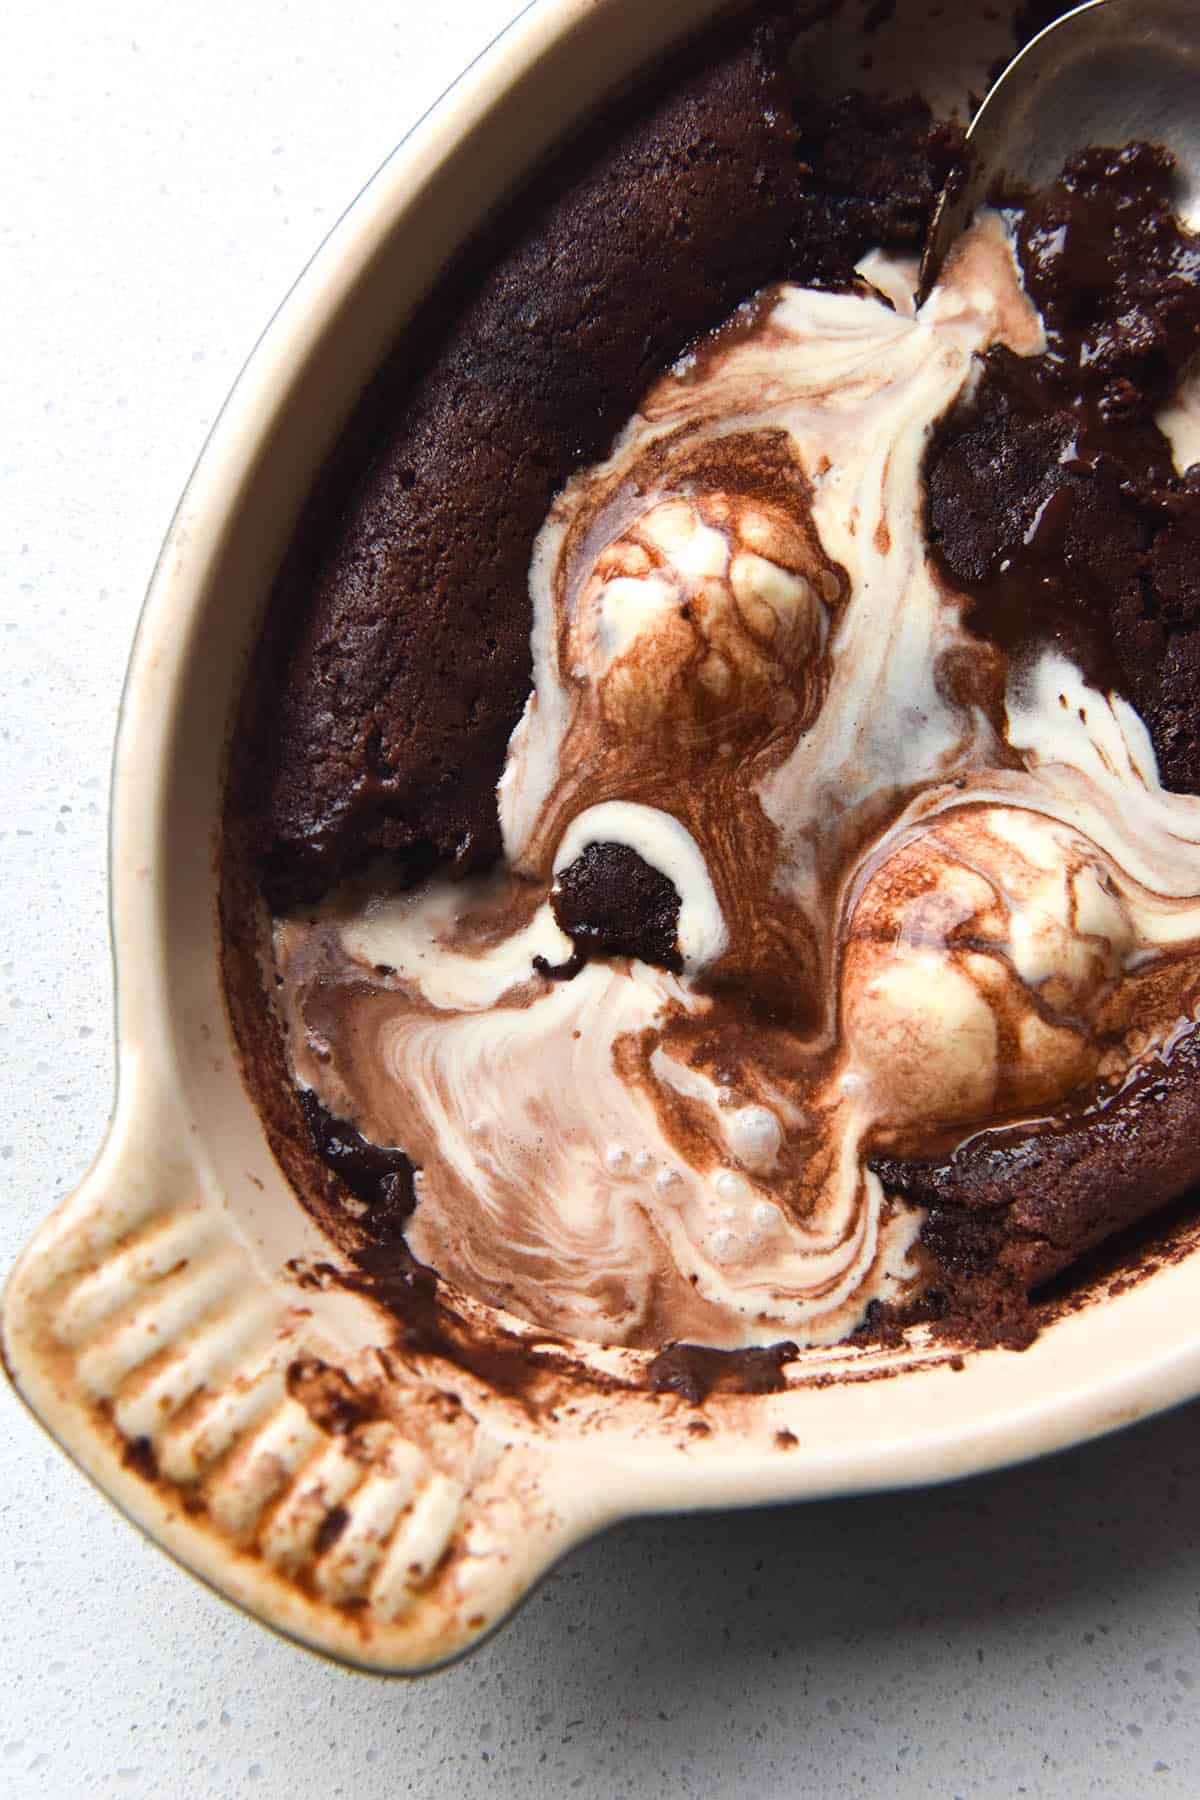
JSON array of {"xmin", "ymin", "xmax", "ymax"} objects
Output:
[{"xmin": 223, "ymin": 1, "xmax": 1200, "ymax": 1367}]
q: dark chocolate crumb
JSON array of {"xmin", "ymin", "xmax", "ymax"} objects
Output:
[
  {"xmin": 287, "ymin": 1356, "xmax": 376, "ymax": 1437},
  {"xmin": 300, "ymin": 1090, "xmax": 417, "ymax": 1239},
  {"xmin": 121, "ymin": 1435, "xmax": 158, "ymax": 1482},
  {"xmin": 927, "ymin": 143, "xmax": 1200, "ymax": 790},
  {"xmin": 551, "ymin": 841, "xmax": 683, "ymax": 974}
]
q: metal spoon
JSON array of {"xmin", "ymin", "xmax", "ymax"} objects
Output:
[{"xmin": 919, "ymin": 0, "xmax": 1200, "ymax": 297}]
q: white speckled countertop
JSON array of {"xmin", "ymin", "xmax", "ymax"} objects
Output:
[{"xmin": 3, "ymin": 2, "xmax": 1200, "ymax": 1793}]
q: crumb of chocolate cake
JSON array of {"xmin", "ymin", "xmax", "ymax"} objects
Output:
[
  {"xmin": 121, "ymin": 1435, "xmax": 159, "ymax": 1482},
  {"xmin": 548, "ymin": 842, "xmax": 684, "ymax": 975}
]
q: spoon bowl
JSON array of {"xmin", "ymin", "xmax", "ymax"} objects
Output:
[{"xmin": 920, "ymin": 0, "xmax": 1200, "ymax": 296}]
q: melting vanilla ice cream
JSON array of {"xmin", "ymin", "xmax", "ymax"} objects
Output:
[{"xmin": 274, "ymin": 215, "xmax": 1200, "ymax": 1350}]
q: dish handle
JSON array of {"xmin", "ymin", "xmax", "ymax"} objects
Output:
[{"xmin": 2, "ymin": 1053, "xmax": 612, "ymax": 1672}]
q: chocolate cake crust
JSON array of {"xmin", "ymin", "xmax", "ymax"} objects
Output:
[
  {"xmin": 234, "ymin": 14, "xmax": 960, "ymax": 913},
  {"xmin": 873, "ymin": 1027, "xmax": 1200, "ymax": 1298},
  {"xmin": 927, "ymin": 143, "xmax": 1200, "ymax": 790}
]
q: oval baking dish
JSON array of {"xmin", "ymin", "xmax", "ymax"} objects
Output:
[{"xmin": 6, "ymin": 0, "xmax": 1200, "ymax": 1673}]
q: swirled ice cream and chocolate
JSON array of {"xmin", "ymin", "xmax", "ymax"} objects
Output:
[{"xmin": 225, "ymin": 4, "xmax": 1200, "ymax": 1366}]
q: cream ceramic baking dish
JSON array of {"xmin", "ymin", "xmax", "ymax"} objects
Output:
[{"xmin": 6, "ymin": 0, "xmax": 1200, "ymax": 1675}]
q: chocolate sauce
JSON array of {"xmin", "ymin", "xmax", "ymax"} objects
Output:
[
  {"xmin": 300, "ymin": 1090, "xmax": 417, "ymax": 1239},
  {"xmin": 121, "ymin": 1435, "xmax": 159, "ymax": 1482},
  {"xmin": 926, "ymin": 144, "xmax": 1200, "ymax": 788},
  {"xmin": 286, "ymin": 1355, "xmax": 379, "ymax": 1436},
  {"xmin": 648, "ymin": 1339, "xmax": 800, "ymax": 1404}
]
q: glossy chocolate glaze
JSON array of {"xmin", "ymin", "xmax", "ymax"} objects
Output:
[
  {"xmin": 928, "ymin": 143, "xmax": 1200, "ymax": 784},
  {"xmin": 648, "ymin": 1339, "xmax": 799, "ymax": 1403},
  {"xmin": 886, "ymin": 143, "xmax": 1200, "ymax": 1332}
]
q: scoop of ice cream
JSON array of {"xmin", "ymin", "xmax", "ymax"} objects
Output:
[
  {"xmin": 841, "ymin": 806, "xmax": 1136, "ymax": 1134},
  {"xmin": 577, "ymin": 493, "xmax": 827, "ymax": 740}
]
